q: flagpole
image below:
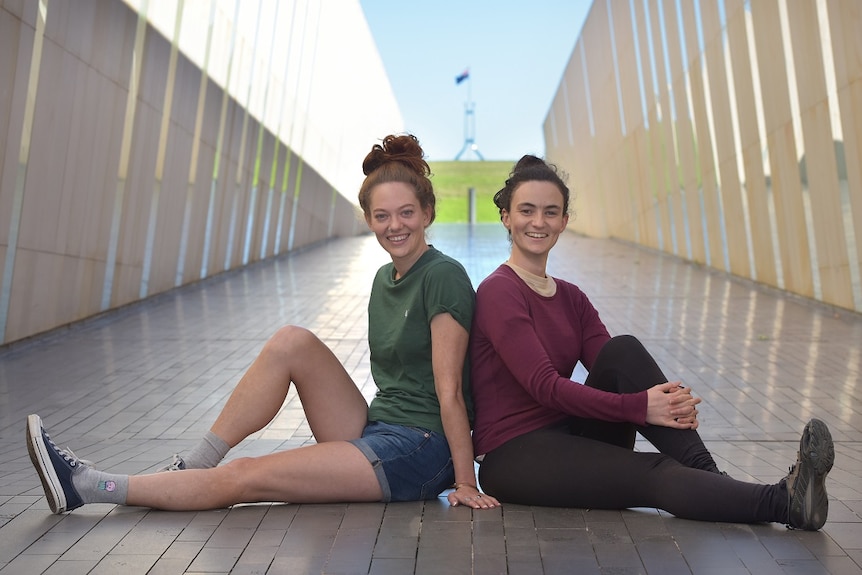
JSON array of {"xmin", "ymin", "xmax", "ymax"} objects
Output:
[{"xmin": 455, "ymin": 69, "xmax": 484, "ymax": 161}]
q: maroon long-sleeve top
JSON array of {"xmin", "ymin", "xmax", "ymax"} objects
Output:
[{"xmin": 470, "ymin": 265, "xmax": 648, "ymax": 455}]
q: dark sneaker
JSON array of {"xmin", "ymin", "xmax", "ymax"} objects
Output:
[
  {"xmin": 157, "ymin": 454, "xmax": 187, "ymax": 472},
  {"xmin": 786, "ymin": 418, "xmax": 834, "ymax": 530},
  {"xmin": 26, "ymin": 414, "xmax": 86, "ymax": 514}
]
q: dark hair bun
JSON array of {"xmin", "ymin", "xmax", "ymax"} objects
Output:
[
  {"xmin": 362, "ymin": 134, "xmax": 430, "ymax": 177},
  {"xmin": 512, "ymin": 154, "xmax": 546, "ymax": 173},
  {"xmin": 493, "ymin": 154, "xmax": 570, "ymax": 217}
]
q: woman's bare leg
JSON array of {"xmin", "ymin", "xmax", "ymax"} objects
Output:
[
  {"xmin": 209, "ymin": 325, "xmax": 368, "ymax": 447},
  {"xmin": 129, "ymin": 441, "xmax": 382, "ymax": 510}
]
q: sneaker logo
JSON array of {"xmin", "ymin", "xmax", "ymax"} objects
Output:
[{"xmin": 99, "ymin": 480, "xmax": 116, "ymax": 492}]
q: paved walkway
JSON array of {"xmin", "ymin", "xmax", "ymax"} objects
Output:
[{"xmin": 1, "ymin": 223, "xmax": 860, "ymax": 574}]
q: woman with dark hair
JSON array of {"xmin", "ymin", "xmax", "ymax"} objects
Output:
[
  {"xmin": 27, "ymin": 134, "xmax": 499, "ymax": 513},
  {"xmin": 469, "ymin": 154, "xmax": 833, "ymax": 530}
]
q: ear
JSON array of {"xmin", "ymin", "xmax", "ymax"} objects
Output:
[
  {"xmin": 561, "ymin": 213, "xmax": 569, "ymax": 231},
  {"xmin": 501, "ymin": 209, "xmax": 511, "ymax": 230},
  {"xmin": 422, "ymin": 205, "xmax": 433, "ymax": 227}
]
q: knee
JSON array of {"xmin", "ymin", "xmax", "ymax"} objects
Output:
[
  {"xmin": 609, "ymin": 334, "xmax": 641, "ymax": 347},
  {"xmin": 218, "ymin": 457, "xmax": 258, "ymax": 493},
  {"xmin": 266, "ymin": 325, "xmax": 319, "ymax": 356},
  {"xmin": 596, "ymin": 335, "xmax": 666, "ymax": 389},
  {"xmin": 602, "ymin": 334, "xmax": 645, "ymax": 359},
  {"xmin": 217, "ymin": 457, "xmax": 249, "ymax": 480},
  {"xmin": 595, "ymin": 335, "xmax": 659, "ymax": 379},
  {"xmin": 221, "ymin": 457, "xmax": 252, "ymax": 471}
]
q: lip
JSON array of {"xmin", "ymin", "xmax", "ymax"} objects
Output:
[
  {"xmin": 388, "ymin": 233, "xmax": 409, "ymax": 242},
  {"xmin": 524, "ymin": 232, "xmax": 548, "ymax": 239}
]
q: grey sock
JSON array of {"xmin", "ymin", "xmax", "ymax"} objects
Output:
[
  {"xmin": 181, "ymin": 431, "xmax": 230, "ymax": 469},
  {"xmin": 72, "ymin": 466, "xmax": 129, "ymax": 505}
]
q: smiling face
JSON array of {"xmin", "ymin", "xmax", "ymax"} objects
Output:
[
  {"xmin": 501, "ymin": 180, "xmax": 569, "ymax": 276},
  {"xmin": 365, "ymin": 181, "xmax": 432, "ymax": 277}
]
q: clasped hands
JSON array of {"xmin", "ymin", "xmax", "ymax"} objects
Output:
[{"xmin": 645, "ymin": 381, "xmax": 701, "ymax": 429}]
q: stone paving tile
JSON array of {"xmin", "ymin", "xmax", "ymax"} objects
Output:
[{"xmin": 0, "ymin": 223, "xmax": 860, "ymax": 574}]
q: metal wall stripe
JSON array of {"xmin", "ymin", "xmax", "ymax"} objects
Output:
[
  {"xmin": 101, "ymin": 0, "xmax": 149, "ymax": 311},
  {"xmin": 561, "ymin": 82, "xmax": 573, "ymax": 151},
  {"xmin": 140, "ymin": 0, "xmax": 184, "ymax": 299},
  {"xmin": 259, "ymin": 146, "xmax": 277, "ymax": 260},
  {"xmin": 631, "ymin": 0, "xmax": 660, "ymax": 249},
  {"xmin": 225, "ymin": 180, "xmax": 239, "ymax": 271},
  {"xmin": 267, "ymin": 2, "xmax": 299, "ymax": 257},
  {"xmin": 657, "ymin": 0, "xmax": 686, "ymax": 257},
  {"xmin": 272, "ymin": 3, "xmax": 301, "ymax": 255},
  {"xmin": 695, "ymin": 2, "xmax": 730, "ymax": 273},
  {"xmin": 287, "ymin": 161, "xmax": 304, "ymax": 252},
  {"xmin": 576, "ymin": 36, "xmax": 608, "ymax": 238},
  {"xmin": 720, "ymin": 0, "xmax": 757, "ymax": 281},
  {"xmin": 743, "ymin": 1, "xmax": 784, "ymax": 289},
  {"xmin": 176, "ymin": 0, "xmax": 216, "ymax": 287},
  {"xmin": 816, "ymin": 0, "xmax": 861, "ymax": 311},
  {"xmin": 547, "ymin": 106, "xmax": 558, "ymax": 149},
  {"xmin": 244, "ymin": 1, "xmax": 281, "ymax": 266},
  {"xmin": 201, "ymin": 0, "xmax": 241, "ymax": 279},
  {"xmin": 274, "ymin": 146, "xmax": 291, "ymax": 252},
  {"xmin": 675, "ymin": 0, "xmax": 705, "ymax": 265},
  {"xmin": 226, "ymin": 4, "xmax": 264, "ymax": 271},
  {"xmin": 606, "ymin": 0, "xmax": 627, "ymax": 136},
  {"xmin": 630, "ymin": 0, "xmax": 649, "ymax": 131},
  {"xmin": 0, "ymin": 0, "xmax": 50, "ymax": 342},
  {"xmin": 327, "ymin": 185, "xmax": 337, "ymax": 237},
  {"xmin": 777, "ymin": 0, "xmax": 821, "ymax": 300},
  {"xmin": 578, "ymin": 41, "xmax": 595, "ymax": 138},
  {"xmin": 288, "ymin": 0, "xmax": 321, "ymax": 252},
  {"xmin": 644, "ymin": 0, "xmax": 672, "ymax": 253}
]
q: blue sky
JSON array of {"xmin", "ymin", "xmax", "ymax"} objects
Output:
[{"xmin": 359, "ymin": 1, "xmax": 593, "ymax": 162}]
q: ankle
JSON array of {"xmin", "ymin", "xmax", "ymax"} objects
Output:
[
  {"xmin": 72, "ymin": 466, "xmax": 128, "ymax": 505},
  {"xmin": 181, "ymin": 431, "xmax": 230, "ymax": 469}
]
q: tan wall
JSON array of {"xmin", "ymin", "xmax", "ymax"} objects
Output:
[
  {"xmin": 0, "ymin": 0, "xmax": 373, "ymax": 345},
  {"xmin": 545, "ymin": 0, "xmax": 862, "ymax": 313}
]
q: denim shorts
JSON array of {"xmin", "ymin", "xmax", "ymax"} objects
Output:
[{"xmin": 348, "ymin": 421, "xmax": 454, "ymax": 502}]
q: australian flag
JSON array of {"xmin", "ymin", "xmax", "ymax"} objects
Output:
[{"xmin": 455, "ymin": 68, "xmax": 470, "ymax": 84}]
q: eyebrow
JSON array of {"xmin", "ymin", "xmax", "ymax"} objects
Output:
[
  {"xmin": 514, "ymin": 202, "xmax": 561, "ymax": 210},
  {"xmin": 373, "ymin": 204, "xmax": 417, "ymax": 213}
]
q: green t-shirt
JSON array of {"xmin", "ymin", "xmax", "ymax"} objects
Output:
[{"xmin": 366, "ymin": 246, "xmax": 475, "ymax": 434}]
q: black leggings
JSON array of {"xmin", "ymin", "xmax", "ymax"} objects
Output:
[{"xmin": 478, "ymin": 335, "xmax": 787, "ymax": 524}]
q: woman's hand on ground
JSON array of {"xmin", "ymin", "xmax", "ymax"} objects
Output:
[
  {"xmin": 447, "ymin": 484, "xmax": 500, "ymax": 509},
  {"xmin": 645, "ymin": 381, "xmax": 701, "ymax": 429}
]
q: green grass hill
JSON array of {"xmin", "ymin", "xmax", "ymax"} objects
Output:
[{"xmin": 429, "ymin": 161, "xmax": 513, "ymax": 223}]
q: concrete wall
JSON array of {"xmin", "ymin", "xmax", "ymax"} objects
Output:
[
  {"xmin": 0, "ymin": 0, "xmax": 403, "ymax": 345},
  {"xmin": 545, "ymin": 0, "xmax": 862, "ymax": 313}
]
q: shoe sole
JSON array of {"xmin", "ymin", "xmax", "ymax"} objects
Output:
[
  {"xmin": 26, "ymin": 414, "xmax": 65, "ymax": 514},
  {"xmin": 798, "ymin": 418, "xmax": 835, "ymax": 529}
]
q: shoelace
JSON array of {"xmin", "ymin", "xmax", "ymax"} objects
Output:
[
  {"xmin": 163, "ymin": 454, "xmax": 185, "ymax": 471},
  {"xmin": 46, "ymin": 433, "xmax": 95, "ymax": 468},
  {"xmin": 63, "ymin": 446, "xmax": 95, "ymax": 468}
]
